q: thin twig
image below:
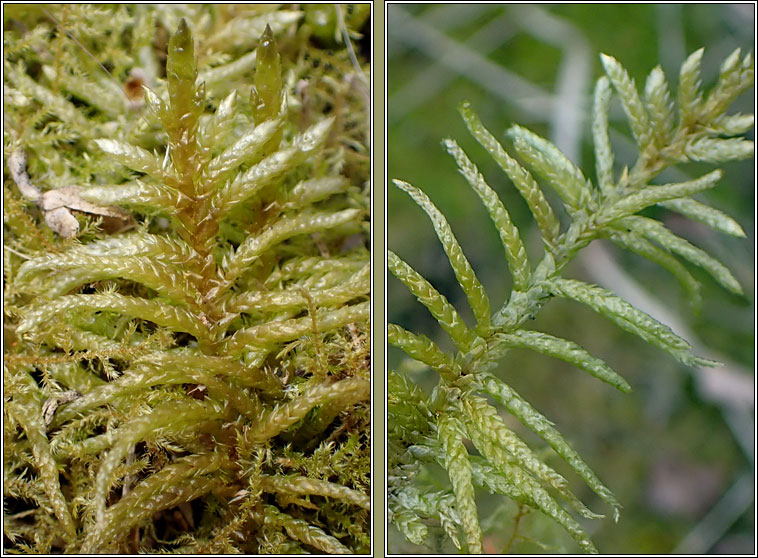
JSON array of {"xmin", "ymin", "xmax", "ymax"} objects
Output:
[{"xmin": 502, "ymin": 503, "xmax": 527, "ymax": 554}]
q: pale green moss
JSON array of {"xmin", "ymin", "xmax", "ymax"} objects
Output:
[{"xmin": 4, "ymin": 4, "xmax": 370, "ymax": 553}]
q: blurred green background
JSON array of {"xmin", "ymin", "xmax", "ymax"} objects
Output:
[{"xmin": 387, "ymin": 4, "xmax": 754, "ymax": 554}]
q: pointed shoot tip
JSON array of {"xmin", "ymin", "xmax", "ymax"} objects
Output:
[{"xmin": 261, "ymin": 23, "xmax": 275, "ymax": 43}]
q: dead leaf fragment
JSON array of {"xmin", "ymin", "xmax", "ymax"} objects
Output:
[
  {"xmin": 44, "ymin": 206, "xmax": 81, "ymax": 238},
  {"xmin": 42, "ymin": 390, "xmax": 81, "ymax": 429},
  {"xmin": 8, "ymin": 148, "xmax": 41, "ymax": 201},
  {"xmin": 8, "ymin": 148, "xmax": 135, "ymax": 237}
]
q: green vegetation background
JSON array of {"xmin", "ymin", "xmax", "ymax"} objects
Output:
[{"xmin": 387, "ymin": 4, "xmax": 754, "ymax": 554}]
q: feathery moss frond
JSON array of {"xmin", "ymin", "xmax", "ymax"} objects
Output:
[{"xmin": 389, "ymin": 46, "xmax": 750, "ymax": 553}]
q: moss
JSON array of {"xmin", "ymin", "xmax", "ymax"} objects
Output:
[
  {"xmin": 4, "ymin": 4, "xmax": 370, "ymax": 553},
  {"xmin": 388, "ymin": 46, "xmax": 752, "ymax": 553}
]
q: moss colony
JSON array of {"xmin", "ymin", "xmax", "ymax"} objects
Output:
[{"xmin": 4, "ymin": 4, "xmax": 370, "ymax": 553}]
